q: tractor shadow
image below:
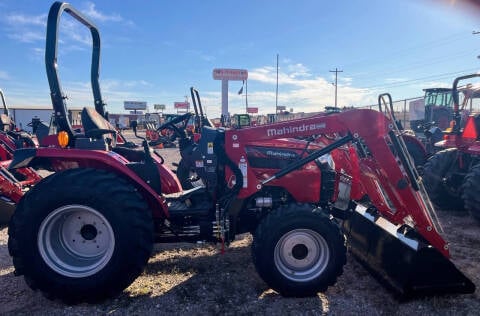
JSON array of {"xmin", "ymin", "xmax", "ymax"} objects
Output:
[
  {"xmin": 118, "ymin": 234, "xmax": 328, "ymax": 314},
  {"xmin": 119, "ymin": 219, "xmax": 480, "ymax": 315}
]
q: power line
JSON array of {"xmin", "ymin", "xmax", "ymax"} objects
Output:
[
  {"xmin": 341, "ymin": 31, "xmax": 468, "ymax": 70},
  {"xmin": 358, "ymin": 67, "xmax": 480, "ymax": 90},
  {"xmin": 350, "ymin": 50, "xmax": 473, "ymax": 81}
]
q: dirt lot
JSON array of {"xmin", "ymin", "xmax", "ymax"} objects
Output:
[{"xmin": 0, "ymin": 141, "xmax": 479, "ymax": 315}]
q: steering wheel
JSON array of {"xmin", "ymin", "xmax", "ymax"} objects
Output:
[
  {"xmin": 156, "ymin": 112, "xmax": 192, "ymax": 131},
  {"xmin": 156, "ymin": 112, "xmax": 192, "ymax": 139}
]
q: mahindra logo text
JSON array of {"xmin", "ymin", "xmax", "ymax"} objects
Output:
[
  {"xmin": 266, "ymin": 150, "xmax": 297, "ymax": 159},
  {"xmin": 267, "ymin": 123, "xmax": 326, "ymax": 137}
]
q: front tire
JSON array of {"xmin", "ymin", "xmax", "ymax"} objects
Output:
[
  {"xmin": 403, "ymin": 135, "xmax": 427, "ymax": 168},
  {"xmin": 461, "ymin": 164, "xmax": 480, "ymax": 223},
  {"xmin": 252, "ymin": 204, "xmax": 346, "ymax": 297},
  {"xmin": 8, "ymin": 168, "xmax": 153, "ymax": 303},
  {"xmin": 423, "ymin": 148, "xmax": 464, "ymax": 210}
]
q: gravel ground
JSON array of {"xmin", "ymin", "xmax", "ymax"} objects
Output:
[{"xmin": 0, "ymin": 133, "xmax": 479, "ymax": 315}]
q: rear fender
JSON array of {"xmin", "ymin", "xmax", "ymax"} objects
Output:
[{"xmin": 9, "ymin": 147, "xmax": 170, "ymax": 218}]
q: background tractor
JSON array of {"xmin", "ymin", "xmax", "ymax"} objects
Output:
[
  {"xmin": 0, "ymin": 89, "xmax": 39, "ymax": 153},
  {"xmin": 410, "ymin": 87, "xmax": 453, "ymax": 134},
  {"xmin": 423, "ymin": 73, "xmax": 480, "ymax": 223},
  {"xmin": 0, "ymin": 89, "xmax": 43, "ymax": 223}
]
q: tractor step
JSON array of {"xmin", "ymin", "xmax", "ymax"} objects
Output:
[
  {"xmin": 342, "ymin": 203, "xmax": 475, "ymax": 299},
  {"xmin": 165, "ymin": 186, "xmax": 212, "ymax": 217}
]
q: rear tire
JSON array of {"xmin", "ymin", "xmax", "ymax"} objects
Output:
[
  {"xmin": 461, "ymin": 164, "xmax": 480, "ymax": 223},
  {"xmin": 8, "ymin": 168, "xmax": 153, "ymax": 303},
  {"xmin": 252, "ymin": 204, "xmax": 346, "ymax": 297},
  {"xmin": 423, "ymin": 148, "xmax": 464, "ymax": 211},
  {"xmin": 403, "ymin": 136, "xmax": 427, "ymax": 168}
]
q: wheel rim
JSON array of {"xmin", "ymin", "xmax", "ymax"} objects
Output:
[
  {"xmin": 38, "ymin": 204, "xmax": 115, "ymax": 278},
  {"xmin": 274, "ymin": 229, "xmax": 330, "ymax": 282}
]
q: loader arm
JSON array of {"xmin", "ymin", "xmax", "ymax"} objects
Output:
[{"xmin": 225, "ymin": 108, "xmax": 448, "ymax": 257}]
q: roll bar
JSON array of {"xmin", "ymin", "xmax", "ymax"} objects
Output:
[
  {"xmin": 377, "ymin": 93, "xmax": 396, "ymax": 122},
  {"xmin": 190, "ymin": 87, "xmax": 205, "ymax": 130},
  {"xmin": 0, "ymin": 89, "xmax": 8, "ymax": 116},
  {"xmin": 452, "ymin": 73, "xmax": 480, "ymax": 133},
  {"xmin": 45, "ymin": 1, "xmax": 105, "ymax": 141}
]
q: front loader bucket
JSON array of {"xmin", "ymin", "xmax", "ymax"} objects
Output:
[{"xmin": 343, "ymin": 205, "xmax": 475, "ymax": 299}]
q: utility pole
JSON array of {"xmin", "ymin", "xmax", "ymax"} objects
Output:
[
  {"xmin": 275, "ymin": 54, "xmax": 279, "ymax": 114},
  {"xmin": 329, "ymin": 68, "xmax": 343, "ymax": 107}
]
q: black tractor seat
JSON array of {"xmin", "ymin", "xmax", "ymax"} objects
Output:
[
  {"xmin": 81, "ymin": 107, "xmax": 117, "ymax": 139},
  {"xmin": 0, "ymin": 114, "xmax": 13, "ymax": 132}
]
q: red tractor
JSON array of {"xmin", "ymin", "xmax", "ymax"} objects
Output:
[
  {"xmin": 0, "ymin": 89, "xmax": 39, "ymax": 155},
  {"xmin": 423, "ymin": 73, "xmax": 480, "ymax": 222},
  {"xmin": 7, "ymin": 2, "xmax": 475, "ymax": 303},
  {"xmin": 0, "ymin": 90, "xmax": 43, "ymax": 223}
]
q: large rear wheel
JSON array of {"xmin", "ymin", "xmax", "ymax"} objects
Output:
[
  {"xmin": 8, "ymin": 168, "xmax": 153, "ymax": 303},
  {"xmin": 251, "ymin": 204, "xmax": 346, "ymax": 297},
  {"xmin": 461, "ymin": 164, "xmax": 480, "ymax": 223},
  {"xmin": 423, "ymin": 148, "xmax": 464, "ymax": 211}
]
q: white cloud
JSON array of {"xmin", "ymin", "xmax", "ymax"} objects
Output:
[
  {"xmin": 51, "ymin": 79, "xmax": 156, "ymax": 111},
  {"xmin": 287, "ymin": 63, "xmax": 311, "ymax": 79},
  {"xmin": 184, "ymin": 62, "xmax": 378, "ymax": 118},
  {"xmin": 0, "ymin": 70, "xmax": 9, "ymax": 80},
  {"xmin": 3, "ymin": 13, "xmax": 46, "ymax": 43},
  {"xmin": 59, "ymin": 17, "xmax": 91, "ymax": 46},
  {"xmin": 82, "ymin": 2, "xmax": 123, "ymax": 23},
  {"xmin": 101, "ymin": 79, "xmax": 152, "ymax": 90},
  {"xmin": 3, "ymin": 4, "xmax": 131, "ymax": 47},
  {"xmin": 246, "ymin": 64, "xmax": 373, "ymax": 113},
  {"xmin": 5, "ymin": 13, "xmax": 46, "ymax": 27},
  {"xmin": 185, "ymin": 50, "xmax": 216, "ymax": 62},
  {"xmin": 385, "ymin": 78, "xmax": 409, "ymax": 83},
  {"xmin": 421, "ymin": 81, "xmax": 450, "ymax": 89},
  {"xmin": 8, "ymin": 31, "xmax": 45, "ymax": 43},
  {"xmin": 81, "ymin": 2, "xmax": 134, "ymax": 27}
]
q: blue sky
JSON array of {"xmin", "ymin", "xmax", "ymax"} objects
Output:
[{"xmin": 0, "ymin": 0, "xmax": 479, "ymax": 118}]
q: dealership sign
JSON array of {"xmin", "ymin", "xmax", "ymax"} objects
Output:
[
  {"xmin": 124, "ymin": 101, "xmax": 147, "ymax": 110},
  {"xmin": 213, "ymin": 68, "xmax": 248, "ymax": 81},
  {"xmin": 154, "ymin": 104, "xmax": 166, "ymax": 110},
  {"xmin": 247, "ymin": 107, "xmax": 258, "ymax": 114},
  {"xmin": 174, "ymin": 101, "xmax": 190, "ymax": 109}
]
